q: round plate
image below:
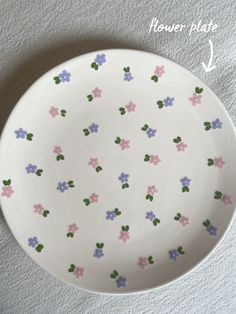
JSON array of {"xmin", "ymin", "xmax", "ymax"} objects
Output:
[{"xmin": 0, "ymin": 49, "xmax": 235, "ymax": 294}]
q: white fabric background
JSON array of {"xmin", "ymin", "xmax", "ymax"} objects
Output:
[{"xmin": 0, "ymin": 0, "xmax": 235, "ymax": 313}]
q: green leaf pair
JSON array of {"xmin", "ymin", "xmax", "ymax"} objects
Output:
[
  {"xmin": 68, "ymin": 181, "xmax": 75, "ymax": 188},
  {"xmin": 60, "ymin": 109, "xmax": 66, "ymax": 117},
  {"xmin": 119, "ymin": 107, "xmax": 126, "ymax": 115},
  {"xmin": 156, "ymin": 100, "xmax": 164, "ymax": 108},
  {"xmin": 115, "ymin": 137, "xmax": 121, "ymax": 144},
  {"xmin": 95, "ymin": 166, "xmax": 102, "ymax": 172},
  {"xmin": 36, "ymin": 169, "xmax": 43, "ymax": 176},
  {"xmin": 153, "ymin": 218, "xmax": 160, "ymax": 226},
  {"xmin": 87, "ymin": 95, "xmax": 93, "ymax": 102},
  {"xmin": 122, "ymin": 183, "xmax": 129, "ymax": 189},
  {"xmin": 114, "ymin": 208, "xmax": 121, "ymax": 216},
  {"xmin": 110, "ymin": 270, "xmax": 119, "ymax": 278},
  {"xmin": 214, "ymin": 191, "xmax": 222, "ymax": 199},
  {"xmin": 141, "ymin": 124, "xmax": 149, "ymax": 131},
  {"xmin": 53, "ymin": 76, "xmax": 61, "ymax": 84},
  {"xmin": 148, "ymin": 256, "xmax": 154, "ymax": 264},
  {"xmin": 26, "ymin": 133, "xmax": 33, "ymax": 141},
  {"xmin": 204, "ymin": 122, "xmax": 211, "ymax": 131},
  {"xmin": 43, "ymin": 210, "xmax": 50, "ymax": 217},
  {"xmin": 83, "ymin": 129, "xmax": 90, "ymax": 136},
  {"xmin": 121, "ymin": 225, "xmax": 129, "ymax": 232},
  {"xmin": 123, "ymin": 66, "xmax": 130, "ymax": 73},
  {"xmin": 35, "ymin": 244, "xmax": 44, "ymax": 252},
  {"xmin": 195, "ymin": 87, "xmax": 203, "ymax": 94},
  {"xmin": 202, "ymin": 219, "xmax": 211, "ymax": 227},
  {"xmin": 173, "ymin": 136, "xmax": 181, "ymax": 143},
  {"xmin": 91, "ymin": 62, "xmax": 99, "ymax": 70},
  {"xmin": 207, "ymin": 158, "xmax": 214, "ymax": 166},
  {"xmin": 151, "ymin": 75, "xmax": 158, "ymax": 82},
  {"xmin": 182, "ymin": 186, "xmax": 189, "ymax": 193},
  {"xmin": 96, "ymin": 242, "xmax": 104, "ymax": 249},
  {"xmin": 83, "ymin": 198, "xmax": 90, "ymax": 206},
  {"xmin": 174, "ymin": 213, "xmax": 181, "ymax": 220},
  {"xmin": 68, "ymin": 264, "xmax": 76, "ymax": 272},
  {"xmin": 144, "ymin": 154, "xmax": 150, "ymax": 161},
  {"xmin": 67, "ymin": 232, "xmax": 74, "ymax": 238},
  {"xmin": 177, "ymin": 246, "xmax": 185, "ymax": 255},
  {"xmin": 3, "ymin": 179, "xmax": 11, "ymax": 186},
  {"xmin": 146, "ymin": 194, "xmax": 154, "ymax": 201},
  {"xmin": 56, "ymin": 154, "xmax": 65, "ymax": 161}
]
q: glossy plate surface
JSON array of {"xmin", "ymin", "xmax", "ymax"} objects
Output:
[{"xmin": 0, "ymin": 49, "xmax": 235, "ymax": 294}]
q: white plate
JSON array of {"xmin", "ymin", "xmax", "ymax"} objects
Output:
[{"xmin": 0, "ymin": 49, "xmax": 235, "ymax": 294}]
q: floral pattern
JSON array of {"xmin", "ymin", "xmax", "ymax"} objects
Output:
[
  {"xmin": 180, "ymin": 176, "xmax": 191, "ymax": 192},
  {"xmin": 118, "ymin": 172, "xmax": 129, "ymax": 189},
  {"xmin": 15, "ymin": 128, "xmax": 33, "ymax": 141},
  {"xmin": 207, "ymin": 157, "xmax": 225, "ymax": 168},
  {"xmin": 189, "ymin": 87, "xmax": 203, "ymax": 106},
  {"xmin": 57, "ymin": 180, "xmax": 75, "ymax": 193},
  {"xmin": 169, "ymin": 246, "xmax": 185, "ymax": 261},
  {"xmin": 119, "ymin": 101, "xmax": 136, "ymax": 115},
  {"xmin": 156, "ymin": 96, "xmax": 175, "ymax": 108},
  {"xmin": 141, "ymin": 124, "xmax": 157, "ymax": 138},
  {"xmin": 53, "ymin": 70, "xmax": 71, "ymax": 84},
  {"xmin": 119, "ymin": 225, "xmax": 130, "ymax": 242},
  {"xmin": 26, "ymin": 164, "xmax": 43, "ymax": 176},
  {"xmin": 146, "ymin": 185, "xmax": 157, "ymax": 201},
  {"xmin": 68, "ymin": 264, "xmax": 84, "ymax": 278},
  {"xmin": 49, "ymin": 106, "xmax": 66, "ymax": 117},
  {"xmin": 110, "ymin": 270, "xmax": 127, "ymax": 288},
  {"xmin": 88, "ymin": 158, "xmax": 102, "ymax": 172},
  {"xmin": 123, "ymin": 66, "xmax": 133, "ymax": 81},
  {"xmin": 214, "ymin": 191, "xmax": 232, "ymax": 205},
  {"xmin": 83, "ymin": 193, "xmax": 99, "ymax": 206},
  {"xmin": 146, "ymin": 211, "xmax": 161, "ymax": 226},
  {"xmin": 137, "ymin": 256, "xmax": 154, "ymax": 270},
  {"xmin": 151, "ymin": 65, "xmax": 165, "ymax": 82},
  {"xmin": 1, "ymin": 179, "xmax": 14, "ymax": 198},
  {"xmin": 28, "ymin": 236, "xmax": 44, "ymax": 252},
  {"xmin": 54, "ymin": 146, "xmax": 65, "ymax": 161},
  {"xmin": 91, "ymin": 53, "xmax": 106, "ymax": 70},
  {"xmin": 106, "ymin": 208, "xmax": 122, "ymax": 220},
  {"xmin": 174, "ymin": 213, "xmax": 189, "ymax": 226},
  {"xmin": 87, "ymin": 87, "xmax": 102, "ymax": 101},
  {"xmin": 33, "ymin": 204, "xmax": 50, "ymax": 217},
  {"xmin": 144, "ymin": 154, "xmax": 161, "ymax": 166},
  {"xmin": 83, "ymin": 123, "xmax": 99, "ymax": 136},
  {"xmin": 114, "ymin": 137, "xmax": 130, "ymax": 150},
  {"xmin": 173, "ymin": 136, "xmax": 187, "ymax": 152},
  {"xmin": 93, "ymin": 243, "xmax": 104, "ymax": 259},
  {"xmin": 202, "ymin": 219, "xmax": 217, "ymax": 236},
  {"xmin": 204, "ymin": 118, "xmax": 223, "ymax": 131},
  {"xmin": 66, "ymin": 223, "xmax": 79, "ymax": 238}
]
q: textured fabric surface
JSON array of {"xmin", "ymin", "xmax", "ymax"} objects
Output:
[{"xmin": 0, "ymin": 0, "xmax": 235, "ymax": 313}]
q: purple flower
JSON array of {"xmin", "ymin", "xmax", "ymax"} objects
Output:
[
  {"xmin": 146, "ymin": 211, "xmax": 156, "ymax": 221},
  {"xmin": 88, "ymin": 123, "xmax": 99, "ymax": 133},
  {"xmin": 15, "ymin": 128, "xmax": 27, "ymax": 139},
  {"xmin": 169, "ymin": 249, "xmax": 179, "ymax": 261},
  {"xmin": 118, "ymin": 173, "xmax": 129, "ymax": 183},
  {"xmin": 93, "ymin": 248, "xmax": 104, "ymax": 259},
  {"xmin": 106, "ymin": 210, "xmax": 116, "ymax": 220},
  {"xmin": 26, "ymin": 164, "xmax": 37, "ymax": 174},
  {"xmin": 146, "ymin": 128, "xmax": 156, "ymax": 138},
  {"xmin": 164, "ymin": 97, "xmax": 174, "ymax": 106},
  {"xmin": 95, "ymin": 54, "xmax": 106, "ymax": 66},
  {"xmin": 212, "ymin": 118, "xmax": 222, "ymax": 129},
  {"xmin": 59, "ymin": 70, "xmax": 71, "ymax": 82},
  {"xmin": 57, "ymin": 182, "xmax": 68, "ymax": 193},
  {"xmin": 207, "ymin": 225, "xmax": 217, "ymax": 236},
  {"xmin": 116, "ymin": 276, "xmax": 127, "ymax": 288},
  {"xmin": 28, "ymin": 237, "xmax": 39, "ymax": 247},
  {"xmin": 124, "ymin": 73, "xmax": 133, "ymax": 81},
  {"xmin": 180, "ymin": 176, "xmax": 191, "ymax": 186}
]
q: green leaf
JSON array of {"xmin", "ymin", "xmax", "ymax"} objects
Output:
[
  {"xmin": 141, "ymin": 124, "xmax": 149, "ymax": 131},
  {"xmin": 83, "ymin": 199, "xmax": 90, "ymax": 206},
  {"xmin": 68, "ymin": 264, "xmax": 75, "ymax": 272},
  {"xmin": 204, "ymin": 122, "xmax": 211, "ymax": 131},
  {"xmin": 110, "ymin": 270, "xmax": 118, "ymax": 278},
  {"xmin": 114, "ymin": 208, "xmax": 121, "ymax": 215},
  {"xmin": 182, "ymin": 186, "xmax": 189, "ymax": 192},
  {"xmin": 174, "ymin": 216, "xmax": 180, "ymax": 220},
  {"xmin": 26, "ymin": 133, "xmax": 33, "ymax": 141},
  {"xmin": 123, "ymin": 66, "xmax": 130, "ymax": 72},
  {"xmin": 148, "ymin": 256, "xmax": 154, "ymax": 264},
  {"xmin": 91, "ymin": 62, "xmax": 98, "ymax": 70},
  {"xmin": 144, "ymin": 154, "xmax": 150, "ymax": 161},
  {"xmin": 96, "ymin": 242, "xmax": 104, "ymax": 249},
  {"xmin": 195, "ymin": 87, "xmax": 203, "ymax": 94},
  {"xmin": 53, "ymin": 76, "xmax": 61, "ymax": 84},
  {"xmin": 96, "ymin": 166, "xmax": 102, "ymax": 172},
  {"xmin": 177, "ymin": 246, "xmax": 185, "ymax": 255},
  {"xmin": 121, "ymin": 226, "xmax": 126, "ymax": 232},
  {"xmin": 173, "ymin": 136, "xmax": 181, "ymax": 143},
  {"xmin": 83, "ymin": 129, "xmax": 90, "ymax": 136},
  {"xmin": 151, "ymin": 75, "xmax": 158, "ymax": 82},
  {"xmin": 3, "ymin": 179, "xmax": 11, "ymax": 186},
  {"xmin": 115, "ymin": 137, "xmax": 121, "ymax": 144},
  {"xmin": 87, "ymin": 95, "xmax": 93, "ymax": 102},
  {"xmin": 36, "ymin": 169, "xmax": 43, "ymax": 176},
  {"xmin": 157, "ymin": 100, "xmax": 164, "ymax": 108},
  {"xmin": 67, "ymin": 232, "xmax": 74, "ymax": 238},
  {"xmin": 119, "ymin": 107, "xmax": 126, "ymax": 115},
  {"xmin": 43, "ymin": 210, "xmax": 50, "ymax": 217},
  {"xmin": 125, "ymin": 225, "xmax": 129, "ymax": 231},
  {"xmin": 214, "ymin": 191, "xmax": 222, "ymax": 199},
  {"xmin": 35, "ymin": 244, "xmax": 44, "ymax": 252},
  {"xmin": 207, "ymin": 158, "xmax": 214, "ymax": 166},
  {"xmin": 60, "ymin": 154, "xmax": 65, "ymax": 160},
  {"xmin": 61, "ymin": 110, "xmax": 66, "ymax": 117}
]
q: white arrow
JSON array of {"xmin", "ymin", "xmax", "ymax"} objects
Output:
[{"xmin": 202, "ymin": 39, "xmax": 216, "ymax": 72}]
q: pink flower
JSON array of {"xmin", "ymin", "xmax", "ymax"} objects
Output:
[
  {"xmin": 149, "ymin": 155, "xmax": 161, "ymax": 165},
  {"xmin": 137, "ymin": 257, "xmax": 148, "ymax": 270},
  {"xmin": 69, "ymin": 223, "xmax": 79, "ymax": 233},
  {"xmin": 125, "ymin": 101, "xmax": 136, "ymax": 112},
  {"xmin": 189, "ymin": 93, "xmax": 202, "ymax": 106},
  {"xmin": 33, "ymin": 204, "xmax": 44, "ymax": 215},
  {"xmin": 154, "ymin": 65, "xmax": 165, "ymax": 77},
  {"xmin": 147, "ymin": 185, "xmax": 157, "ymax": 195},
  {"xmin": 119, "ymin": 231, "xmax": 130, "ymax": 243},
  {"xmin": 221, "ymin": 194, "xmax": 232, "ymax": 205},
  {"xmin": 214, "ymin": 157, "xmax": 225, "ymax": 169},
  {"xmin": 180, "ymin": 216, "xmax": 189, "ymax": 226},
  {"xmin": 92, "ymin": 87, "xmax": 102, "ymax": 98},
  {"xmin": 49, "ymin": 106, "xmax": 59, "ymax": 117},
  {"xmin": 88, "ymin": 158, "xmax": 98, "ymax": 168},
  {"xmin": 53, "ymin": 146, "xmax": 62, "ymax": 154},
  {"xmin": 120, "ymin": 139, "xmax": 130, "ymax": 150},
  {"xmin": 90, "ymin": 193, "xmax": 99, "ymax": 203},
  {"xmin": 1, "ymin": 186, "xmax": 14, "ymax": 198},
  {"xmin": 176, "ymin": 142, "xmax": 187, "ymax": 152},
  {"xmin": 73, "ymin": 267, "xmax": 84, "ymax": 278}
]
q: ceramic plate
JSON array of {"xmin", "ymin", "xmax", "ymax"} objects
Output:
[{"xmin": 0, "ymin": 49, "xmax": 236, "ymax": 294}]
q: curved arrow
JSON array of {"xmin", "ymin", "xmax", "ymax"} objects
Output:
[{"xmin": 202, "ymin": 39, "xmax": 216, "ymax": 73}]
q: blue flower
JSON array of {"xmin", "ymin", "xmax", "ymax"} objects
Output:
[
  {"xmin": 169, "ymin": 249, "xmax": 179, "ymax": 261},
  {"xmin": 93, "ymin": 248, "xmax": 104, "ymax": 259},
  {"xmin": 26, "ymin": 164, "xmax": 37, "ymax": 174},
  {"xmin": 59, "ymin": 70, "xmax": 71, "ymax": 82},
  {"xmin": 164, "ymin": 97, "xmax": 174, "ymax": 106},
  {"xmin": 95, "ymin": 54, "xmax": 106, "ymax": 66},
  {"xmin": 106, "ymin": 210, "xmax": 116, "ymax": 220},
  {"xmin": 15, "ymin": 128, "xmax": 27, "ymax": 139},
  {"xmin": 124, "ymin": 72, "xmax": 133, "ymax": 81},
  {"xmin": 146, "ymin": 211, "xmax": 156, "ymax": 221},
  {"xmin": 116, "ymin": 276, "xmax": 127, "ymax": 288},
  {"xmin": 118, "ymin": 173, "xmax": 129, "ymax": 183},
  {"xmin": 88, "ymin": 123, "xmax": 99, "ymax": 133},
  {"xmin": 212, "ymin": 118, "xmax": 222, "ymax": 129},
  {"xmin": 28, "ymin": 237, "xmax": 39, "ymax": 247},
  {"xmin": 207, "ymin": 225, "xmax": 217, "ymax": 236},
  {"xmin": 146, "ymin": 128, "xmax": 156, "ymax": 138},
  {"xmin": 57, "ymin": 182, "xmax": 68, "ymax": 193},
  {"xmin": 180, "ymin": 176, "xmax": 191, "ymax": 186}
]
